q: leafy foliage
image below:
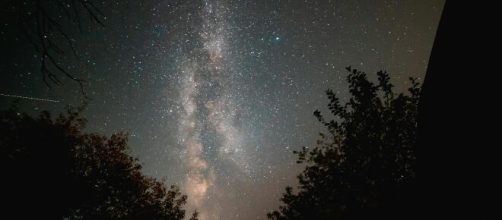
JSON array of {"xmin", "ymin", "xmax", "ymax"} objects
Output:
[
  {"xmin": 268, "ymin": 67, "xmax": 421, "ymax": 219},
  {"xmin": 0, "ymin": 104, "xmax": 188, "ymax": 219}
]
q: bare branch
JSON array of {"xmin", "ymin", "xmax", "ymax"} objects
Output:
[{"xmin": 7, "ymin": 0, "xmax": 105, "ymax": 97}]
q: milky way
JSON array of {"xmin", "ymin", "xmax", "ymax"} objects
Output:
[{"xmin": 176, "ymin": 1, "xmax": 249, "ymax": 218}]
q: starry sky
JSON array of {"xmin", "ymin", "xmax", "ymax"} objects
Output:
[{"xmin": 0, "ymin": 0, "xmax": 444, "ymax": 219}]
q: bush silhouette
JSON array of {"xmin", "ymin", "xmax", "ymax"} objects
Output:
[
  {"xmin": 268, "ymin": 67, "xmax": 420, "ymax": 220},
  {"xmin": 0, "ymin": 104, "xmax": 189, "ymax": 219}
]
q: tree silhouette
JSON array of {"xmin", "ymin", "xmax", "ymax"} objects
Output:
[
  {"xmin": 1, "ymin": 0, "xmax": 105, "ymax": 95},
  {"xmin": 268, "ymin": 67, "xmax": 420, "ymax": 220},
  {"xmin": 189, "ymin": 210, "xmax": 200, "ymax": 220},
  {"xmin": 0, "ymin": 103, "xmax": 189, "ymax": 219}
]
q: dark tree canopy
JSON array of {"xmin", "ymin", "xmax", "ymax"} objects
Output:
[
  {"xmin": 268, "ymin": 67, "xmax": 420, "ymax": 220},
  {"xmin": 0, "ymin": 103, "xmax": 188, "ymax": 219},
  {"xmin": 189, "ymin": 210, "xmax": 200, "ymax": 220}
]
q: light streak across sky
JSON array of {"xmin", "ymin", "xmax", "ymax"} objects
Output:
[{"xmin": 0, "ymin": 93, "xmax": 60, "ymax": 103}]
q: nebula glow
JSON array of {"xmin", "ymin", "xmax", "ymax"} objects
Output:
[{"xmin": 176, "ymin": 1, "xmax": 249, "ymax": 218}]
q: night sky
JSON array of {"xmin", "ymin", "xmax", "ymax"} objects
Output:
[{"xmin": 0, "ymin": 0, "xmax": 444, "ymax": 219}]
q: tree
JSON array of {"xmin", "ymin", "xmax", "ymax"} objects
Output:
[
  {"xmin": 1, "ymin": 0, "xmax": 105, "ymax": 94},
  {"xmin": 0, "ymin": 103, "xmax": 188, "ymax": 219},
  {"xmin": 189, "ymin": 210, "xmax": 200, "ymax": 220},
  {"xmin": 268, "ymin": 67, "xmax": 421, "ymax": 220}
]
